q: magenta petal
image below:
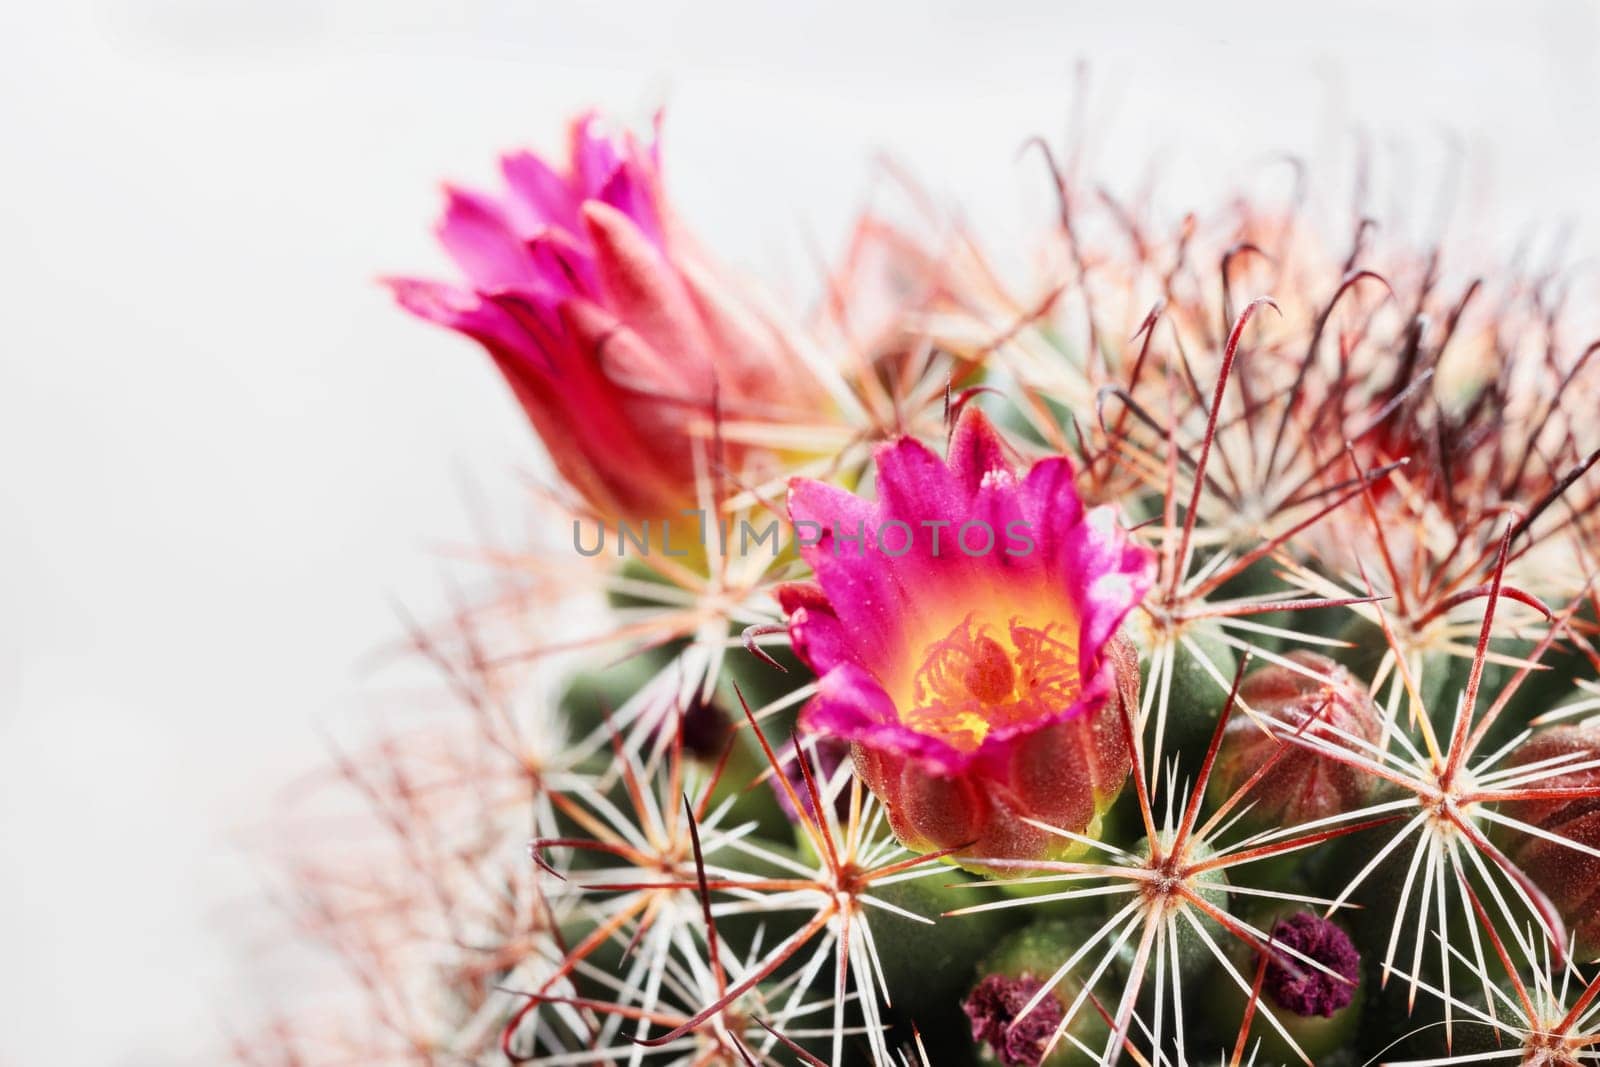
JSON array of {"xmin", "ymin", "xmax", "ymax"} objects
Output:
[
  {"xmin": 386, "ymin": 278, "xmax": 530, "ymax": 357},
  {"xmin": 525, "ymin": 229, "xmax": 598, "ymax": 299},
  {"xmin": 802, "ymin": 664, "xmax": 965, "ymax": 776},
  {"xmin": 947, "ymin": 406, "xmax": 1018, "ymax": 495},
  {"xmin": 1065, "ymin": 506, "xmax": 1157, "ymax": 657},
  {"xmin": 569, "ymin": 112, "xmax": 625, "ymax": 195},
  {"xmin": 436, "ymin": 186, "xmax": 538, "ymax": 290},
  {"xmin": 597, "ymin": 166, "xmax": 664, "ymax": 248},
  {"xmin": 873, "ymin": 434, "xmax": 969, "ymax": 530},
  {"xmin": 775, "ymin": 582, "xmax": 827, "ymax": 616},
  {"xmin": 499, "ymin": 150, "xmax": 581, "ymax": 236},
  {"xmin": 1019, "ymin": 457, "xmax": 1086, "ymax": 577},
  {"xmin": 787, "ymin": 478, "xmax": 917, "ymax": 660},
  {"xmin": 785, "ymin": 603, "xmax": 865, "ymax": 677},
  {"xmin": 969, "ymin": 470, "xmax": 1031, "ymax": 576}
]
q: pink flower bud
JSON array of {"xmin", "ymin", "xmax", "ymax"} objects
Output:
[
  {"xmin": 1210, "ymin": 651, "xmax": 1383, "ymax": 828},
  {"xmin": 779, "ymin": 409, "xmax": 1154, "ymax": 872},
  {"xmin": 388, "ymin": 112, "xmax": 823, "ymax": 524}
]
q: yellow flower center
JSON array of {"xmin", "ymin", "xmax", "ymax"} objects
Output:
[{"xmin": 901, "ymin": 612, "xmax": 1082, "ymax": 752}]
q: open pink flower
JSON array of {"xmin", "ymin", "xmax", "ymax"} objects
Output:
[
  {"xmin": 778, "ymin": 408, "xmax": 1155, "ymax": 869},
  {"xmin": 387, "ymin": 113, "xmax": 822, "ymax": 523}
]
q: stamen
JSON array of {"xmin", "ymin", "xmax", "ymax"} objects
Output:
[
  {"xmin": 904, "ymin": 613, "xmax": 1082, "ymax": 751},
  {"xmin": 963, "ymin": 634, "xmax": 1016, "ymax": 703}
]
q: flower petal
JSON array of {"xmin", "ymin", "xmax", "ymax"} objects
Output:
[
  {"xmin": 1065, "ymin": 505, "xmax": 1157, "ymax": 659},
  {"xmin": 436, "ymin": 185, "xmax": 538, "ymax": 290},
  {"xmin": 500, "ymin": 150, "xmax": 582, "ymax": 236},
  {"xmin": 801, "ymin": 664, "xmax": 965, "ymax": 776},
  {"xmin": 787, "ymin": 477, "xmax": 921, "ymax": 664},
  {"xmin": 775, "ymin": 583, "xmax": 864, "ymax": 675},
  {"xmin": 582, "ymin": 201, "xmax": 716, "ymax": 396}
]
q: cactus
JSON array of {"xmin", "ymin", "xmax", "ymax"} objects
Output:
[{"xmin": 246, "ymin": 111, "xmax": 1600, "ymax": 1066}]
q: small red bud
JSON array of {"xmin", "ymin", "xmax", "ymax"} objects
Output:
[
  {"xmin": 1211, "ymin": 652, "xmax": 1383, "ymax": 828},
  {"xmin": 1499, "ymin": 724, "xmax": 1600, "ymax": 956}
]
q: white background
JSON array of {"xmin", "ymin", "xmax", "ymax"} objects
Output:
[{"xmin": 2, "ymin": 2, "xmax": 1598, "ymax": 1062}]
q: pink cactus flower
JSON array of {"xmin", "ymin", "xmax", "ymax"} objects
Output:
[
  {"xmin": 387, "ymin": 113, "xmax": 822, "ymax": 523},
  {"xmin": 778, "ymin": 408, "xmax": 1155, "ymax": 870}
]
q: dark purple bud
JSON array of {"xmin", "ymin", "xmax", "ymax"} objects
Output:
[
  {"xmin": 963, "ymin": 973, "xmax": 1066, "ymax": 1067},
  {"xmin": 679, "ymin": 694, "xmax": 733, "ymax": 762},
  {"xmin": 770, "ymin": 736, "xmax": 850, "ymax": 824},
  {"xmin": 1263, "ymin": 912, "xmax": 1360, "ymax": 1018}
]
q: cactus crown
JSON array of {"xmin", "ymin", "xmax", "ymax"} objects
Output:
[{"xmin": 250, "ymin": 112, "xmax": 1600, "ymax": 1067}]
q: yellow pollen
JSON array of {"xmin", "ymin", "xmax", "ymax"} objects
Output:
[{"xmin": 901, "ymin": 612, "xmax": 1081, "ymax": 752}]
